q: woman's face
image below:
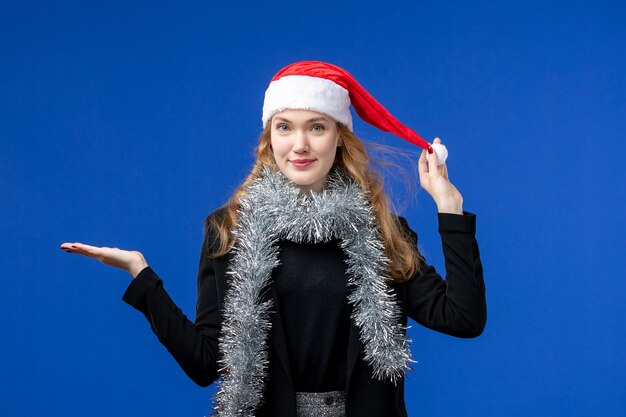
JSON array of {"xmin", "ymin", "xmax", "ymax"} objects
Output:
[{"xmin": 270, "ymin": 109, "xmax": 341, "ymax": 193}]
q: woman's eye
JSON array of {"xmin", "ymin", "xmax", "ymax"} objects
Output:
[
  {"xmin": 277, "ymin": 124, "xmax": 289, "ymax": 132},
  {"xmin": 312, "ymin": 124, "xmax": 325, "ymax": 132}
]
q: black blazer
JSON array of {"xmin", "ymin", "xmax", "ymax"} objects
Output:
[{"xmin": 122, "ymin": 210, "xmax": 487, "ymax": 417}]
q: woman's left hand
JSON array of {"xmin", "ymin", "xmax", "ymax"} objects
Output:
[{"xmin": 418, "ymin": 137, "xmax": 464, "ymax": 214}]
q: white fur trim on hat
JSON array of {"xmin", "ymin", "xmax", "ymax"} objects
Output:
[{"xmin": 262, "ymin": 75, "xmax": 353, "ymax": 130}]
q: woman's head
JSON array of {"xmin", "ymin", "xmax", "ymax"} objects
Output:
[
  {"xmin": 253, "ymin": 108, "xmax": 375, "ymax": 193},
  {"xmin": 268, "ymin": 109, "xmax": 341, "ymax": 193}
]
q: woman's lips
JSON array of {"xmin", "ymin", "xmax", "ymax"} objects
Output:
[{"xmin": 290, "ymin": 159, "xmax": 316, "ymax": 168}]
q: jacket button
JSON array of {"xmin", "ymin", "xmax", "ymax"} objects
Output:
[{"xmin": 324, "ymin": 396, "xmax": 334, "ymax": 405}]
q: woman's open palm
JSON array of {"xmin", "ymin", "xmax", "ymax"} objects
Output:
[{"xmin": 59, "ymin": 242, "xmax": 148, "ymax": 278}]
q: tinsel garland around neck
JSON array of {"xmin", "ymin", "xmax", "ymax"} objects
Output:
[{"xmin": 213, "ymin": 165, "xmax": 413, "ymax": 416}]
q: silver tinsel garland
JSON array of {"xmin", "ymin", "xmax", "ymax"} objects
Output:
[{"xmin": 213, "ymin": 166, "xmax": 413, "ymax": 416}]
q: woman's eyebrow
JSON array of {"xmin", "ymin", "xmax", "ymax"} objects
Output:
[
  {"xmin": 274, "ymin": 117, "xmax": 330, "ymax": 123},
  {"xmin": 307, "ymin": 117, "xmax": 330, "ymax": 123}
]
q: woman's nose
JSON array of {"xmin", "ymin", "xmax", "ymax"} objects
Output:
[{"xmin": 293, "ymin": 130, "xmax": 310, "ymax": 152}]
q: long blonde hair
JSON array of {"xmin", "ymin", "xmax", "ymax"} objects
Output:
[{"xmin": 208, "ymin": 122, "xmax": 426, "ymax": 283}]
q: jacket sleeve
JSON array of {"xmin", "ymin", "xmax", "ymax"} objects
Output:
[
  {"xmin": 397, "ymin": 211, "xmax": 487, "ymax": 338},
  {"xmin": 121, "ymin": 219, "xmax": 221, "ymax": 387}
]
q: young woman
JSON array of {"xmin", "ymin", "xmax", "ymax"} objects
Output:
[{"xmin": 60, "ymin": 61, "xmax": 487, "ymax": 417}]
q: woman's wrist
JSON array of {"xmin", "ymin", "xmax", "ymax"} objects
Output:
[
  {"xmin": 437, "ymin": 206, "xmax": 463, "ymax": 215},
  {"xmin": 128, "ymin": 259, "xmax": 149, "ymax": 279},
  {"xmin": 436, "ymin": 197, "xmax": 463, "ymax": 215}
]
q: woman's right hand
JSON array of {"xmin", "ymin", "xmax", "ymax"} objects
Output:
[{"xmin": 59, "ymin": 242, "xmax": 149, "ymax": 278}]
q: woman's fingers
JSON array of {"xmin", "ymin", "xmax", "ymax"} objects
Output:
[
  {"xmin": 418, "ymin": 148, "xmax": 428, "ymax": 173},
  {"xmin": 416, "ymin": 137, "xmax": 462, "ymax": 211},
  {"xmin": 59, "ymin": 242, "xmax": 114, "ymax": 262},
  {"xmin": 60, "ymin": 242, "xmax": 85, "ymax": 254},
  {"xmin": 418, "ymin": 137, "xmax": 453, "ymax": 191},
  {"xmin": 426, "ymin": 145, "xmax": 442, "ymax": 180},
  {"xmin": 418, "ymin": 148, "xmax": 429, "ymax": 187},
  {"xmin": 419, "ymin": 141, "xmax": 444, "ymax": 185},
  {"xmin": 60, "ymin": 241, "xmax": 146, "ymax": 273},
  {"xmin": 60, "ymin": 242, "xmax": 99, "ymax": 257}
]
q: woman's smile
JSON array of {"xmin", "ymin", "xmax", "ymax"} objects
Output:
[{"xmin": 290, "ymin": 158, "xmax": 316, "ymax": 169}]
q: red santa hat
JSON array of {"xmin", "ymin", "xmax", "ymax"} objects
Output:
[{"xmin": 262, "ymin": 60, "xmax": 448, "ymax": 165}]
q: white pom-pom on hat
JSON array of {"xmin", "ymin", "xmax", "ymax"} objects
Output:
[{"xmin": 431, "ymin": 142, "xmax": 448, "ymax": 166}]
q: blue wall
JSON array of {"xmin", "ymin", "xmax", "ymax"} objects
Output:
[{"xmin": 1, "ymin": 1, "xmax": 624, "ymax": 416}]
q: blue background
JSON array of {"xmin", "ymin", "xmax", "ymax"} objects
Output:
[{"xmin": 2, "ymin": 1, "xmax": 625, "ymax": 416}]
